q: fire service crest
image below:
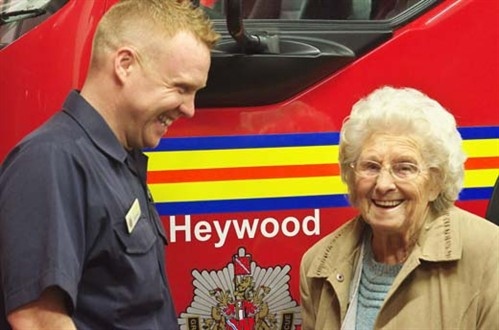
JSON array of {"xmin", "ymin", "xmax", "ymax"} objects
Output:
[{"xmin": 179, "ymin": 247, "xmax": 302, "ymax": 329}]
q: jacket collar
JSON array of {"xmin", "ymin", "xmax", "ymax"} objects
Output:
[
  {"xmin": 307, "ymin": 217, "xmax": 366, "ymax": 278},
  {"xmin": 307, "ymin": 207, "xmax": 462, "ymax": 278},
  {"xmin": 418, "ymin": 207, "xmax": 462, "ymax": 262}
]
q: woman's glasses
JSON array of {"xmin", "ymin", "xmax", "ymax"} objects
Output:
[{"xmin": 350, "ymin": 160, "xmax": 424, "ymax": 181}]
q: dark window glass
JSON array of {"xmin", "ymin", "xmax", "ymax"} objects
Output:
[
  {"xmin": 0, "ymin": 0, "xmax": 69, "ymax": 48},
  {"xmin": 201, "ymin": 0, "xmax": 421, "ymax": 20}
]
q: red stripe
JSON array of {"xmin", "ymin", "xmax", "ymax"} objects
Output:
[
  {"xmin": 465, "ymin": 157, "xmax": 499, "ymax": 169},
  {"xmin": 147, "ymin": 164, "xmax": 340, "ymax": 184},
  {"xmin": 147, "ymin": 157, "xmax": 499, "ymax": 184}
]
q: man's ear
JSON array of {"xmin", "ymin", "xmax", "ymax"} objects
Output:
[{"xmin": 114, "ymin": 47, "xmax": 136, "ymax": 82}]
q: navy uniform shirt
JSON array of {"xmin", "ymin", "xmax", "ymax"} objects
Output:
[{"xmin": 0, "ymin": 91, "xmax": 178, "ymax": 329}]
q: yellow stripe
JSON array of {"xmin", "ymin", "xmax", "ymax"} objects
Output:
[
  {"xmin": 463, "ymin": 169, "xmax": 499, "ymax": 188},
  {"xmin": 148, "ymin": 176, "xmax": 348, "ymax": 202},
  {"xmin": 146, "ymin": 139, "xmax": 498, "ymax": 171},
  {"xmin": 463, "ymin": 139, "xmax": 499, "ymax": 158},
  {"xmin": 146, "ymin": 146, "xmax": 339, "ymax": 171},
  {"xmin": 145, "ymin": 138, "xmax": 498, "ymax": 203}
]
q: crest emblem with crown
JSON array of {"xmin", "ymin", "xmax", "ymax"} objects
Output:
[{"xmin": 179, "ymin": 247, "xmax": 302, "ymax": 329}]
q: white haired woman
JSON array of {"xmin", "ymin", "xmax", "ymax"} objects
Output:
[{"xmin": 300, "ymin": 86, "xmax": 499, "ymax": 329}]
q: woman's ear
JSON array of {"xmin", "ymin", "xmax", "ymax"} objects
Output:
[{"xmin": 427, "ymin": 167, "xmax": 443, "ymax": 202}]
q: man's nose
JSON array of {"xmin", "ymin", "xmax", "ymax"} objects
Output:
[{"xmin": 180, "ymin": 94, "xmax": 196, "ymax": 118}]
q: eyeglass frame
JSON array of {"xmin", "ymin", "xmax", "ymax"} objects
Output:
[{"xmin": 349, "ymin": 159, "xmax": 426, "ymax": 181}]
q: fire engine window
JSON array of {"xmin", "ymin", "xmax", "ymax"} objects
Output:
[
  {"xmin": 0, "ymin": 0, "xmax": 68, "ymax": 48},
  {"xmin": 201, "ymin": 0, "xmax": 421, "ymax": 20}
]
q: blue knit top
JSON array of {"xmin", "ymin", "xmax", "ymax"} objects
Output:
[{"xmin": 355, "ymin": 235, "xmax": 403, "ymax": 330}]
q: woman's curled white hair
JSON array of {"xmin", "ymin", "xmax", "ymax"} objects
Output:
[{"xmin": 339, "ymin": 86, "xmax": 466, "ymax": 214}]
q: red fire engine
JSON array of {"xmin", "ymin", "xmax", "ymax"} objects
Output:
[{"xmin": 1, "ymin": 0, "xmax": 498, "ymax": 328}]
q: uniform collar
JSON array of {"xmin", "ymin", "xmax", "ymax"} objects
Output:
[
  {"xmin": 126, "ymin": 149, "xmax": 149, "ymax": 186},
  {"xmin": 62, "ymin": 90, "xmax": 128, "ymax": 163}
]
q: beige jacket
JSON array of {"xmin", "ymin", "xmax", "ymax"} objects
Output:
[{"xmin": 300, "ymin": 206, "xmax": 499, "ymax": 329}]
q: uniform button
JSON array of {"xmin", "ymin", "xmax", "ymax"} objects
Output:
[{"xmin": 336, "ymin": 273, "xmax": 344, "ymax": 282}]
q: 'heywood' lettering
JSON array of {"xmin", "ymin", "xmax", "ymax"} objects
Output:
[{"xmin": 169, "ymin": 209, "xmax": 321, "ymax": 248}]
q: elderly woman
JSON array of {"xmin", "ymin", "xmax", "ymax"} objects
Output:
[{"xmin": 300, "ymin": 86, "xmax": 498, "ymax": 329}]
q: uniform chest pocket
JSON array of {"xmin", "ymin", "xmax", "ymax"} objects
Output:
[{"xmin": 113, "ymin": 216, "xmax": 157, "ymax": 254}]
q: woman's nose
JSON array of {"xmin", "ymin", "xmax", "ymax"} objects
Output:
[{"xmin": 374, "ymin": 169, "xmax": 397, "ymax": 192}]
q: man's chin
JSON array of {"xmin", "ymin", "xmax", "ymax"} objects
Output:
[
  {"xmin": 146, "ymin": 140, "xmax": 161, "ymax": 149},
  {"xmin": 139, "ymin": 136, "xmax": 161, "ymax": 150}
]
